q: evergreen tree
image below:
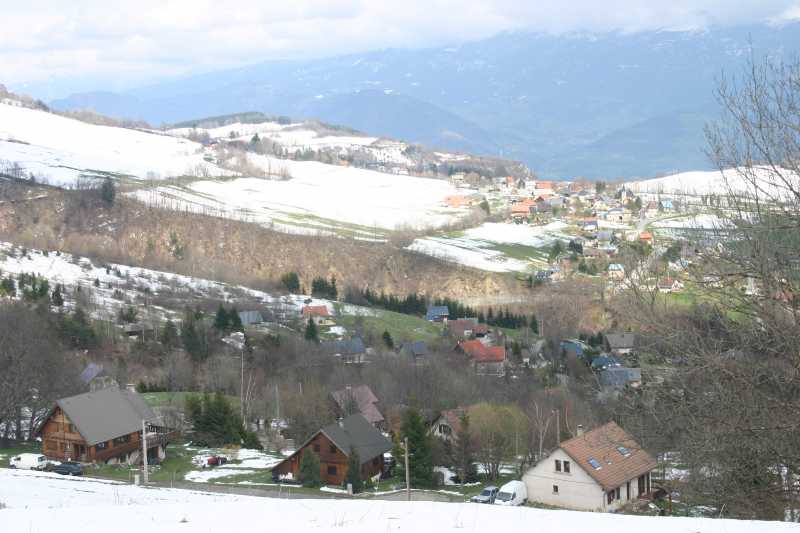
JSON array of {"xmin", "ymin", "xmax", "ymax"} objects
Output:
[
  {"xmin": 51, "ymin": 284, "xmax": 64, "ymax": 307},
  {"xmin": 299, "ymin": 450, "xmax": 322, "ymax": 488},
  {"xmin": 229, "ymin": 306, "xmax": 244, "ymax": 332},
  {"xmin": 0, "ymin": 276, "xmax": 15, "ymax": 297},
  {"xmin": 213, "ymin": 303, "xmax": 230, "ymax": 331},
  {"xmin": 181, "ymin": 308, "xmax": 205, "ymax": 361},
  {"xmin": 530, "ymin": 315, "xmax": 539, "ymax": 334},
  {"xmin": 304, "ymin": 317, "xmax": 318, "ymax": 342},
  {"xmin": 160, "ymin": 320, "xmax": 179, "ymax": 349},
  {"xmin": 394, "ymin": 407, "xmax": 434, "ymax": 488},
  {"xmin": 100, "ymin": 177, "xmax": 115, "ymax": 205},
  {"xmin": 382, "ymin": 330, "xmax": 394, "ymax": 348},
  {"xmin": 280, "ymin": 272, "xmax": 301, "ymax": 293},
  {"xmin": 345, "ymin": 450, "xmax": 363, "ymax": 492}
]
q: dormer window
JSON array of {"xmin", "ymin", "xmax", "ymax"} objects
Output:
[
  {"xmin": 617, "ymin": 445, "xmax": 631, "ymax": 457},
  {"xmin": 588, "ymin": 458, "xmax": 602, "ymax": 470}
]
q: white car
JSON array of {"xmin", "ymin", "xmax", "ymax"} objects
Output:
[
  {"xmin": 494, "ymin": 480, "xmax": 527, "ymax": 506},
  {"xmin": 9, "ymin": 453, "xmax": 49, "ymax": 471}
]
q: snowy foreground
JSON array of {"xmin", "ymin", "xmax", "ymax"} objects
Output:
[{"xmin": 2, "ymin": 470, "xmax": 796, "ymax": 533}]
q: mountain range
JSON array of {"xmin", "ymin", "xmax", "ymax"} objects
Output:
[{"xmin": 44, "ymin": 23, "xmax": 800, "ymax": 179}]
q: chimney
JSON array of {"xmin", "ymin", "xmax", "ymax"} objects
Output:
[
  {"xmin": 126, "ymin": 383, "xmax": 137, "ymax": 393},
  {"xmin": 577, "ymin": 424, "xmax": 584, "ymax": 436}
]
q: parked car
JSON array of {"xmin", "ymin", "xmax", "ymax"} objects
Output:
[
  {"xmin": 9, "ymin": 453, "xmax": 48, "ymax": 471},
  {"xmin": 471, "ymin": 485, "xmax": 499, "ymax": 504},
  {"xmin": 494, "ymin": 480, "xmax": 527, "ymax": 506},
  {"xmin": 206, "ymin": 455, "xmax": 228, "ymax": 467},
  {"xmin": 50, "ymin": 461, "xmax": 83, "ymax": 476}
]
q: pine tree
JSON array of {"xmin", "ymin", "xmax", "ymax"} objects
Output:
[
  {"xmin": 299, "ymin": 450, "xmax": 322, "ymax": 488},
  {"xmin": 160, "ymin": 320, "xmax": 179, "ymax": 349},
  {"xmin": 451, "ymin": 413, "xmax": 477, "ymax": 486},
  {"xmin": 382, "ymin": 330, "xmax": 394, "ymax": 348},
  {"xmin": 229, "ymin": 307, "xmax": 244, "ymax": 332},
  {"xmin": 345, "ymin": 450, "xmax": 363, "ymax": 492},
  {"xmin": 304, "ymin": 318, "xmax": 318, "ymax": 342},
  {"xmin": 213, "ymin": 303, "xmax": 230, "ymax": 332},
  {"xmin": 51, "ymin": 284, "xmax": 64, "ymax": 307},
  {"xmin": 394, "ymin": 407, "xmax": 434, "ymax": 488},
  {"xmin": 100, "ymin": 177, "xmax": 115, "ymax": 205}
]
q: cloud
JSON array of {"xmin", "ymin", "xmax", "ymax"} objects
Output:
[{"xmin": 2, "ymin": 0, "xmax": 798, "ymax": 88}]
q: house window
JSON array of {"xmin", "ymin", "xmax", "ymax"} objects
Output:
[
  {"xmin": 588, "ymin": 458, "xmax": 602, "ymax": 470},
  {"xmin": 617, "ymin": 446, "xmax": 631, "ymax": 457},
  {"xmin": 313, "ymin": 444, "xmax": 320, "ymax": 453},
  {"xmin": 563, "ymin": 460, "xmax": 570, "ymax": 473},
  {"xmin": 552, "ymin": 485, "xmax": 559, "ymax": 494},
  {"xmin": 329, "ymin": 444, "xmax": 337, "ymax": 454},
  {"xmin": 96, "ymin": 441, "xmax": 107, "ymax": 450},
  {"xmin": 327, "ymin": 465, "xmax": 337, "ymax": 476},
  {"xmin": 439, "ymin": 424, "xmax": 451, "ymax": 435},
  {"xmin": 554, "ymin": 459, "xmax": 561, "ymax": 472},
  {"xmin": 113, "ymin": 435, "xmax": 130, "ymax": 446}
]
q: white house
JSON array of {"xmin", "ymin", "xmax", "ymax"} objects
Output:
[{"xmin": 523, "ymin": 422, "xmax": 657, "ymax": 512}]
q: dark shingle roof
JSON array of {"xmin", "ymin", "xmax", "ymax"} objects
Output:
[
  {"xmin": 604, "ymin": 333, "xmax": 636, "ymax": 351},
  {"xmin": 54, "ymin": 387, "xmax": 159, "ymax": 445},
  {"xmin": 599, "ymin": 367, "xmax": 642, "ymax": 389},
  {"xmin": 322, "ymin": 337, "xmax": 366, "ymax": 356},
  {"xmin": 401, "ymin": 341, "xmax": 428, "ymax": 358},
  {"xmin": 330, "ymin": 385, "xmax": 384, "ymax": 425},
  {"xmin": 425, "ymin": 306, "xmax": 449, "ymax": 320},
  {"xmin": 321, "ymin": 414, "xmax": 392, "ymax": 464},
  {"xmin": 79, "ymin": 363, "xmax": 106, "ymax": 385}
]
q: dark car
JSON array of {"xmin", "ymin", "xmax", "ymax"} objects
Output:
[
  {"xmin": 206, "ymin": 455, "xmax": 228, "ymax": 467},
  {"xmin": 470, "ymin": 485, "xmax": 499, "ymax": 504},
  {"xmin": 51, "ymin": 461, "xmax": 83, "ymax": 476}
]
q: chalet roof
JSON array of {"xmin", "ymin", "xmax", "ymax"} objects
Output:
[
  {"xmin": 321, "ymin": 414, "xmax": 392, "ymax": 462},
  {"xmin": 79, "ymin": 363, "xmax": 106, "ymax": 385},
  {"xmin": 434, "ymin": 408, "xmax": 466, "ymax": 434},
  {"xmin": 425, "ymin": 306, "xmax": 449, "ymax": 320},
  {"xmin": 50, "ymin": 387, "xmax": 159, "ymax": 446},
  {"xmin": 400, "ymin": 341, "xmax": 429, "ymax": 358},
  {"xmin": 599, "ymin": 367, "xmax": 642, "ymax": 389},
  {"xmin": 330, "ymin": 385, "xmax": 384, "ymax": 425},
  {"xmin": 238, "ymin": 310, "xmax": 263, "ymax": 326},
  {"xmin": 322, "ymin": 337, "xmax": 366, "ymax": 357},
  {"xmin": 559, "ymin": 422, "xmax": 657, "ymax": 491},
  {"xmin": 459, "ymin": 340, "xmax": 506, "ymax": 363},
  {"xmin": 604, "ymin": 333, "xmax": 636, "ymax": 351}
]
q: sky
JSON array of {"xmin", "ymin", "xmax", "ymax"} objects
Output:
[{"xmin": 3, "ymin": 0, "xmax": 800, "ymax": 95}]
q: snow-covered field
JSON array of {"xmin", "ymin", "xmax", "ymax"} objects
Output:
[
  {"xmin": 0, "ymin": 101, "xmax": 229, "ymax": 186},
  {"xmin": 132, "ymin": 160, "xmax": 469, "ymax": 236},
  {"xmin": 185, "ymin": 448, "xmax": 285, "ymax": 483},
  {"xmin": 1, "ymin": 468, "xmax": 795, "ymax": 533},
  {"xmin": 626, "ymin": 167, "xmax": 797, "ymax": 199},
  {"xmin": 408, "ymin": 222, "xmax": 572, "ymax": 273}
]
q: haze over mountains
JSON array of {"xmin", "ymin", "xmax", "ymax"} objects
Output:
[{"xmin": 42, "ymin": 22, "xmax": 800, "ymax": 179}]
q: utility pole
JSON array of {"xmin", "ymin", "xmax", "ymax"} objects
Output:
[
  {"xmin": 555, "ymin": 409, "xmax": 560, "ymax": 445},
  {"xmin": 404, "ymin": 437, "xmax": 411, "ymax": 502},
  {"xmin": 240, "ymin": 346, "xmax": 245, "ymax": 424},
  {"xmin": 141, "ymin": 419, "xmax": 149, "ymax": 484}
]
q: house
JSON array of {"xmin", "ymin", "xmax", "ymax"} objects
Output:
[
  {"xmin": 428, "ymin": 408, "xmax": 466, "ymax": 443},
  {"xmin": 599, "ymin": 367, "xmax": 642, "ymax": 391},
  {"xmin": 603, "ymin": 333, "xmax": 636, "ymax": 356},
  {"xmin": 607, "ymin": 264, "xmax": 625, "ymax": 280},
  {"xmin": 447, "ymin": 318, "xmax": 488, "ymax": 339},
  {"xmin": 591, "ymin": 355, "xmax": 622, "ymax": 371},
  {"xmin": 639, "ymin": 231, "xmax": 654, "ymax": 245},
  {"xmin": 399, "ymin": 341, "xmax": 429, "ymax": 365},
  {"xmin": 510, "ymin": 198, "xmax": 536, "ymax": 220},
  {"xmin": 657, "ymin": 277, "xmax": 684, "ymax": 293},
  {"xmin": 238, "ymin": 310, "xmax": 264, "ymax": 327},
  {"xmin": 79, "ymin": 363, "xmax": 118, "ymax": 392},
  {"xmin": 659, "ymin": 199, "xmax": 674, "ymax": 211},
  {"xmin": 596, "ymin": 230, "xmax": 614, "ymax": 246},
  {"xmin": 330, "ymin": 385, "xmax": 384, "ymax": 428},
  {"xmin": 645, "ymin": 201, "xmax": 659, "ymax": 218},
  {"xmin": 35, "ymin": 386, "xmax": 172, "ymax": 464},
  {"xmin": 458, "ymin": 340, "xmax": 506, "ymax": 376},
  {"xmin": 272, "ymin": 414, "xmax": 392, "ymax": 486},
  {"xmin": 322, "ymin": 337, "xmax": 367, "ymax": 364},
  {"xmin": 302, "ymin": 305, "xmax": 332, "ymax": 326},
  {"xmin": 522, "ymin": 422, "xmax": 657, "ymax": 512},
  {"xmin": 582, "ymin": 220, "xmax": 598, "ymax": 233},
  {"xmin": 425, "ymin": 305, "xmax": 450, "ymax": 322}
]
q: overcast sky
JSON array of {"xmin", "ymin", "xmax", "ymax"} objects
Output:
[{"xmin": 4, "ymin": 1, "xmax": 800, "ymax": 91}]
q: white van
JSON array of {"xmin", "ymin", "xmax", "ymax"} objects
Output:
[
  {"xmin": 494, "ymin": 480, "xmax": 527, "ymax": 506},
  {"xmin": 9, "ymin": 453, "xmax": 48, "ymax": 471}
]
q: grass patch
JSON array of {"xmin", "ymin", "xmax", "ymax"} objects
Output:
[
  {"xmin": 141, "ymin": 391, "xmax": 239, "ymax": 410},
  {"xmin": 336, "ymin": 310, "xmax": 443, "ymax": 344},
  {"xmin": 0, "ymin": 442, "xmax": 41, "ymax": 467}
]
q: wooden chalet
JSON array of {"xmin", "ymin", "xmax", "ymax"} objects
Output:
[
  {"xmin": 272, "ymin": 414, "xmax": 391, "ymax": 486},
  {"xmin": 35, "ymin": 386, "xmax": 173, "ymax": 464}
]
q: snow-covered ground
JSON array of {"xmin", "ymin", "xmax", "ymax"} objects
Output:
[
  {"xmin": 0, "ymin": 101, "xmax": 229, "ymax": 186},
  {"xmin": 184, "ymin": 448, "xmax": 284, "ymax": 483},
  {"xmin": 408, "ymin": 222, "xmax": 572, "ymax": 273},
  {"xmin": 132, "ymin": 161, "xmax": 469, "ymax": 236},
  {"xmin": 0, "ymin": 242, "xmax": 356, "ymax": 324},
  {"xmin": 1, "ymin": 468, "xmax": 796, "ymax": 533},
  {"xmin": 625, "ymin": 167, "xmax": 797, "ymax": 199},
  {"xmin": 650, "ymin": 213, "xmax": 729, "ymax": 230}
]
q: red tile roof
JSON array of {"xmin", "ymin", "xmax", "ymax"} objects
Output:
[
  {"xmin": 560, "ymin": 421, "xmax": 657, "ymax": 491},
  {"xmin": 458, "ymin": 340, "xmax": 506, "ymax": 362},
  {"xmin": 302, "ymin": 305, "xmax": 329, "ymax": 317}
]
